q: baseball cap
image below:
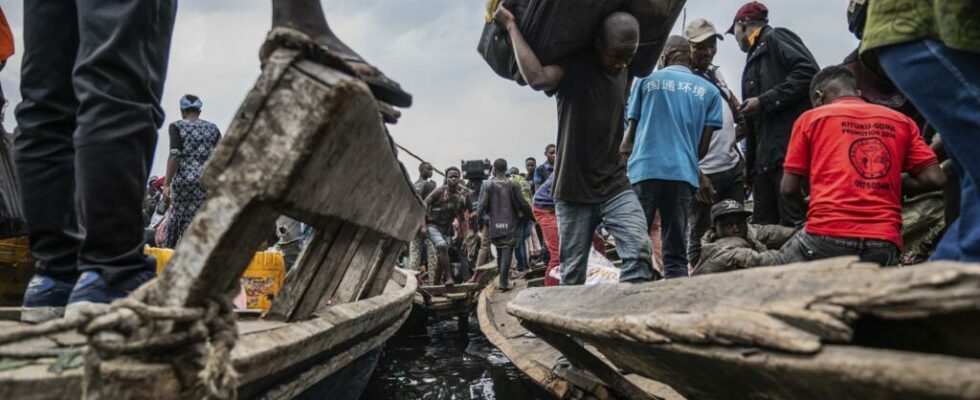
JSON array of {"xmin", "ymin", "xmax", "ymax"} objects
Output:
[
  {"xmin": 685, "ymin": 18, "xmax": 723, "ymax": 43},
  {"xmin": 711, "ymin": 200, "xmax": 753, "ymax": 223},
  {"xmin": 726, "ymin": 1, "xmax": 769, "ymax": 35}
]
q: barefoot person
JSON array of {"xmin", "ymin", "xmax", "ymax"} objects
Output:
[{"xmin": 422, "ymin": 167, "xmax": 470, "ymax": 285}]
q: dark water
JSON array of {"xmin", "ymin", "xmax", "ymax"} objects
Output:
[{"xmin": 360, "ymin": 315, "xmax": 553, "ymax": 400}]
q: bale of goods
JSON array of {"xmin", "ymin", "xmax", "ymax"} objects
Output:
[{"xmin": 478, "ymin": 0, "xmax": 687, "ymax": 84}]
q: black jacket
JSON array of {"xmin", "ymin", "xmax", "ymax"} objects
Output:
[{"xmin": 741, "ymin": 26, "xmax": 818, "ymax": 175}]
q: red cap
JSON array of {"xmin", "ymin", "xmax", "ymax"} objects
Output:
[{"xmin": 726, "ymin": 1, "xmax": 769, "ymax": 34}]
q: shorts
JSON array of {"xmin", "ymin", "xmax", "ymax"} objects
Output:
[{"xmin": 427, "ymin": 225, "xmax": 451, "ymax": 248}]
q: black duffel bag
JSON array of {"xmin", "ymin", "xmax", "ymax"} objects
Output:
[{"xmin": 477, "ymin": 0, "xmax": 687, "ymax": 82}]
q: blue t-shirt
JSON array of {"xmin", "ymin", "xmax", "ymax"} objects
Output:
[
  {"xmin": 533, "ymin": 161, "xmax": 553, "ymax": 186},
  {"xmin": 532, "ymin": 174, "xmax": 555, "ymax": 209},
  {"xmin": 626, "ymin": 65, "xmax": 724, "ymax": 188}
]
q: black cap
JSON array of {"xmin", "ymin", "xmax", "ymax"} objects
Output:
[{"xmin": 711, "ymin": 200, "xmax": 752, "ymax": 223}]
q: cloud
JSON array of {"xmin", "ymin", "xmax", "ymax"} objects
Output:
[{"xmin": 0, "ymin": 0, "xmax": 858, "ymax": 182}]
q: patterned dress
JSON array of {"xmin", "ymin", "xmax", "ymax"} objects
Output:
[{"xmin": 164, "ymin": 119, "xmax": 221, "ymax": 248}]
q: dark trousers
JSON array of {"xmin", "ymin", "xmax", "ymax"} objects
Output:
[
  {"xmin": 633, "ymin": 179, "xmax": 694, "ymax": 279},
  {"xmin": 752, "ymin": 167, "xmax": 804, "ymax": 227},
  {"xmin": 15, "ymin": 0, "xmax": 176, "ymax": 284},
  {"xmin": 495, "ymin": 245, "xmax": 513, "ymax": 288},
  {"xmin": 515, "ymin": 221, "xmax": 530, "ymax": 270},
  {"xmin": 775, "ymin": 230, "xmax": 900, "ymax": 267},
  {"xmin": 687, "ymin": 165, "xmax": 745, "ymax": 266}
]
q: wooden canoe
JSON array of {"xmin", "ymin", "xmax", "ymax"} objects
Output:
[
  {"xmin": 0, "ymin": 268, "xmax": 415, "ymax": 399},
  {"xmin": 508, "ymin": 257, "xmax": 980, "ymax": 400},
  {"xmin": 410, "ymin": 261, "xmax": 498, "ymax": 325},
  {"xmin": 0, "ymin": 40, "xmax": 425, "ymax": 399},
  {"xmin": 478, "ymin": 270, "xmax": 684, "ymax": 400}
]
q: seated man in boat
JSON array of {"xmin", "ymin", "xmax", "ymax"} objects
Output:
[
  {"xmin": 422, "ymin": 167, "xmax": 471, "ymax": 285},
  {"xmin": 774, "ymin": 65, "xmax": 946, "ymax": 266},
  {"xmin": 494, "ymin": 6, "xmax": 655, "ymax": 284},
  {"xmin": 480, "ymin": 159, "xmax": 532, "ymax": 291},
  {"xmin": 693, "ymin": 199, "xmax": 795, "ymax": 275}
]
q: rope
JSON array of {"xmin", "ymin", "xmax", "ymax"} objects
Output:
[{"xmin": 0, "ymin": 281, "xmax": 238, "ymax": 399}]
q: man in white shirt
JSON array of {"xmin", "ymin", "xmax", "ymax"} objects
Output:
[{"xmin": 684, "ymin": 18, "xmax": 747, "ymax": 266}]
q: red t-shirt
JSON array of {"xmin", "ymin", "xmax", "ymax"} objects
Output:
[{"xmin": 783, "ymin": 97, "xmax": 938, "ymax": 247}]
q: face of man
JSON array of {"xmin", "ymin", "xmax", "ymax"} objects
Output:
[
  {"xmin": 420, "ymin": 164, "xmax": 433, "ymax": 180},
  {"xmin": 690, "ymin": 37, "xmax": 717, "ymax": 71},
  {"xmin": 597, "ymin": 42, "xmax": 638, "ymax": 75},
  {"xmin": 733, "ymin": 22, "xmax": 752, "ymax": 53},
  {"xmin": 446, "ymin": 171, "xmax": 460, "ymax": 189},
  {"xmin": 525, "ymin": 159, "xmax": 536, "ymax": 174},
  {"xmin": 546, "ymin": 147, "xmax": 556, "ymax": 164},
  {"xmin": 713, "ymin": 214, "xmax": 749, "ymax": 240}
]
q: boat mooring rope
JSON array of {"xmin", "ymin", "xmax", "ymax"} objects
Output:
[{"xmin": 0, "ymin": 282, "xmax": 238, "ymax": 400}]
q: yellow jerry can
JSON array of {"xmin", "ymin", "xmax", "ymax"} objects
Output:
[{"xmin": 145, "ymin": 247, "xmax": 286, "ymax": 312}]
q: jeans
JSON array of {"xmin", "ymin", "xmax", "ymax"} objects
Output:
[
  {"xmin": 632, "ymin": 180, "xmax": 693, "ymax": 279},
  {"xmin": 556, "ymin": 190, "xmax": 654, "ymax": 284},
  {"xmin": 878, "ymin": 40, "xmax": 980, "ymax": 262},
  {"xmin": 752, "ymin": 167, "xmax": 805, "ymax": 227},
  {"xmin": 515, "ymin": 221, "xmax": 531, "ymax": 271},
  {"xmin": 495, "ymin": 245, "xmax": 513, "ymax": 288},
  {"xmin": 532, "ymin": 206, "xmax": 561, "ymax": 286},
  {"xmin": 14, "ymin": 0, "xmax": 177, "ymax": 285},
  {"xmin": 687, "ymin": 165, "xmax": 745, "ymax": 266},
  {"xmin": 775, "ymin": 230, "xmax": 900, "ymax": 267}
]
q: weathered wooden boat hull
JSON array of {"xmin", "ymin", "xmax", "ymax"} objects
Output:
[
  {"xmin": 0, "ymin": 268, "xmax": 416, "ymax": 400},
  {"xmin": 508, "ymin": 258, "xmax": 980, "ymax": 400},
  {"xmin": 478, "ymin": 273, "xmax": 683, "ymax": 400}
]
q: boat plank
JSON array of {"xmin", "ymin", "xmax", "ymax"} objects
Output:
[
  {"xmin": 330, "ymin": 230, "xmax": 385, "ymax": 305},
  {"xmin": 256, "ymin": 304, "xmax": 410, "ymax": 400},
  {"xmin": 289, "ymin": 224, "xmax": 365, "ymax": 320},
  {"xmin": 478, "ymin": 277, "xmax": 684, "ymax": 400},
  {"xmin": 523, "ymin": 320, "xmax": 663, "ymax": 400},
  {"xmin": 362, "ymin": 244, "xmax": 403, "ymax": 299},
  {"xmin": 233, "ymin": 269, "xmax": 416, "ymax": 394},
  {"xmin": 267, "ymin": 222, "xmax": 342, "ymax": 321}
]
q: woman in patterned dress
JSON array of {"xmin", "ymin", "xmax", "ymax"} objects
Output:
[{"xmin": 162, "ymin": 95, "xmax": 221, "ymax": 248}]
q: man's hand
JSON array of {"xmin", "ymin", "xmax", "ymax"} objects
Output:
[
  {"xmin": 494, "ymin": 5, "xmax": 516, "ymax": 30},
  {"xmin": 695, "ymin": 174, "xmax": 717, "ymax": 204},
  {"xmin": 619, "ymin": 141, "xmax": 632, "ymax": 159},
  {"xmin": 739, "ymin": 97, "xmax": 763, "ymax": 117},
  {"xmin": 163, "ymin": 185, "xmax": 171, "ymax": 200}
]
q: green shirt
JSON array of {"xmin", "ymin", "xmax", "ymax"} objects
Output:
[{"xmin": 861, "ymin": 0, "xmax": 980, "ymax": 55}]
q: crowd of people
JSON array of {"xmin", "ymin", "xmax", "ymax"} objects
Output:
[
  {"xmin": 4, "ymin": 0, "xmax": 977, "ymax": 324},
  {"xmin": 403, "ymin": 0, "xmax": 978, "ymax": 292}
]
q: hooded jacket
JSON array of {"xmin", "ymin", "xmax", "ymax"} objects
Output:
[
  {"xmin": 693, "ymin": 224, "xmax": 797, "ymax": 275},
  {"xmin": 741, "ymin": 25, "xmax": 819, "ymax": 175}
]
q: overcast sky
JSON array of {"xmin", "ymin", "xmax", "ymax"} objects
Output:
[{"xmin": 0, "ymin": 0, "xmax": 858, "ymax": 181}]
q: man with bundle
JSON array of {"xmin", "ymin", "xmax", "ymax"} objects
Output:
[{"xmin": 494, "ymin": 6, "xmax": 654, "ymax": 284}]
